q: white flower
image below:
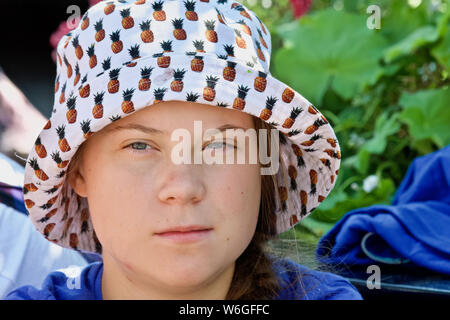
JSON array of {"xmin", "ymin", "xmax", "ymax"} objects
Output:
[{"xmin": 363, "ymin": 175, "xmax": 379, "ymax": 193}]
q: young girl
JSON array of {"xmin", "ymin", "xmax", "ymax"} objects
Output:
[{"xmin": 5, "ymin": 0, "xmax": 361, "ymax": 300}]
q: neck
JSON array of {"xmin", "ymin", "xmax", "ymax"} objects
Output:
[{"xmin": 101, "ymin": 253, "xmax": 235, "ymax": 300}]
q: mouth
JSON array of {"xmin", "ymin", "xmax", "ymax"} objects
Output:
[{"xmin": 155, "ymin": 227, "xmax": 213, "ymax": 244}]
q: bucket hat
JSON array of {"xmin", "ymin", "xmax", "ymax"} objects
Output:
[{"xmin": 23, "ymin": 0, "xmax": 341, "ymax": 254}]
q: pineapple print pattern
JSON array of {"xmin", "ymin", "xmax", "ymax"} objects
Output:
[{"xmin": 23, "ymin": 0, "xmax": 341, "ymax": 254}]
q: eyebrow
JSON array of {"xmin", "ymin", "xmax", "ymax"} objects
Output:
[{"xmin": 107, "ymin": 123, "xmax": 248, "ymax": 135}]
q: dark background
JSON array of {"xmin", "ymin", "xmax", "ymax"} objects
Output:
[{"xmin": 0, "ymin": 1, "xmax": 90, "ymax": 118}]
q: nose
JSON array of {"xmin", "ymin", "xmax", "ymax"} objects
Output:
[{"xmin": 157, "ymin": 164, "xmax": 206, "ymax": 205}]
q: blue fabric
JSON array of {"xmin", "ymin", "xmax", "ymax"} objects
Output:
[
  {"xmin": 4, "ymin": 258, "xmax": 362, "ymax": 300},
  {"xmin": 316, "ymin": 145, "xmax": 450, "ymax": 275}
]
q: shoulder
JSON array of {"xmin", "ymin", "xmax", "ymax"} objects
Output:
[
  {"xmin": 4, "ymin": 261, "xmax": 103, "ymax": 300},
  {"xmin": 271, "ymin": 257, "xmax": 363, "ymax": 300}
]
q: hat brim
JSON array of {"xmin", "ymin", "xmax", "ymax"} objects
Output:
[{"xmin": 23, "ymin": 53, "xmax": 341, "ymax": 253}]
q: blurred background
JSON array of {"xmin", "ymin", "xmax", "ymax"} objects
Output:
[{"xmin": 0, "ymin": 0, "xmax": 449, "ymax": 251}]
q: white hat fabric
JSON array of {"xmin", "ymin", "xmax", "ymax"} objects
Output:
[{"xmin": 23, "ymin": 0, "xmax": 341, "ymax": 253}]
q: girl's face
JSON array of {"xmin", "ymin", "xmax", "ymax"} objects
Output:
[{"xmin": 69, "ymin": 101, "xmax": 262, "ymax": 298}]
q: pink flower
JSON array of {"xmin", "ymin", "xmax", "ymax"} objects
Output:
[{"xmin": 290, "ymin": 0, "xmax": 312, "ymax": 19}]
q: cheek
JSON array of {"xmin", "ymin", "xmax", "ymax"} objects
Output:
[
  {"xmin": 210, "ymin": 163, "xmax": 261, "ymax": 246},
  {"xmin": 83, "ymin": 156, "xmax": 151, "ymax": 250}
]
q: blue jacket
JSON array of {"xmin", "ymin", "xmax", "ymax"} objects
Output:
[
  {"xmin": 316, "ymin": 145, "xmax": 450, "ymax": 275},
  {"xmin": 4, "ymin": 258, "xmax": 362, "ymax": 300}
]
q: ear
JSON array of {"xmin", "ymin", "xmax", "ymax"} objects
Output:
[{"xmin": 67, "ymin": 164, "xmax": 88, "ymax": 198}]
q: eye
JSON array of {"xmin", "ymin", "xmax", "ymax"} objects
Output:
[{"xmin": 125, "ymin": 142, "xmax": 155, "ymax": 153}]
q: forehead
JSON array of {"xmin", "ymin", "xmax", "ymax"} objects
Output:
[{"xmin": 102, "ymin": 101, "xmax": 255, "ymax": 134}]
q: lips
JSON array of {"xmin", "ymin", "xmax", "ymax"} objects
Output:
[
  {"xmin": 155, "ymin": 225, "xmax": 213, "ymax": 234},
  {"xmin": 155, "ymin": 226, "xmax": 213, "ymax": 244}
]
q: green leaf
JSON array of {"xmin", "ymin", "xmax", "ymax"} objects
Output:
[
  {"xmin": 384, "ymin": 25, "xmax": 440, "ymax": 63},
  {"xmin": 362, "ymin": 112, "xmax": 401, "ymax": 154},
  {"xmin": 398, "ymin": 87, "xmax": 450, "ymax": 148},
  {"xmin": 432, "ymin": 28, "xmax": 450, "ymax": 71},
  {"xmin": 273, "ymin": 9, "xmax": 388, "ymax": 105}
]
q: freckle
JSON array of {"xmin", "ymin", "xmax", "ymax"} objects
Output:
[
  {"xmin": 241, "ymin": 191, "xmax": 244, "ymax": 195},
  {"xmin": 226, "ymin": 237, "xmax": 229, "ymax": 241}
]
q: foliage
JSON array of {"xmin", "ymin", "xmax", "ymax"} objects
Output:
[{"xmin": 243, "ymin": 0, "xmax": 450, "ymax": 243}]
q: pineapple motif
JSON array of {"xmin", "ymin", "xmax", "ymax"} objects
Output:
[
  {"xmin": 54, "ymin": 75, "xmax": 60, "ymax": 93},
  {"xmin": 256, "ymin": 15, "xmax": 267, "ymax": 35},
  {"xmin": 259, "ymin": 96, "xmax": 278, "ymax": 120},
  {"xmin": 99, "ymin": 57, "xmax": 111, "ymax": 75},
  {"xmin": 205, "ymin": 20, "xmax": 218, "ymax": 43},
  {"xmin": 238, "ymin": 20, "xmax": 251, "ymax": 36},
  {"xmin": 184, "ymin": 0, "xmax": 198, "ymax": 21},
  {"xmin": 24, "ymin": 199, "xmax": 35, "ymax": 209},
  {"xmin": 326, "ymin": 138, "xmax": 337, "ymax": 148},
  {"xmin": 81, "ymin": 208, "xmax": 90, "ymax": 233},
  {"xmin": 51, "ymin": 151, "xmax": 69, "ymax": 169},
  {"xmin": 135, "ymin": 0, "xmax": 146, "ymax": 4},
  {"xmin": 233, "ymin": 4, "xmax": 252, "ymax": 20},
  {"xmin": 308, "ymin": 105, "xmax": 319, "ymax": 114},
  {"xmin": 64, "ymin": 33, "xmax": 72, "ymax": 49},
  {"xmin": 305, "ymin": 118, "xmax": 327, "ymax": 135},
  {"xmin": 29, "ymin": 157, "xmax": 49, "ymax": 181},
  {"xmin": 43, "ymin": 223, "xmax": 56, "ymax": 237},
  {"xmin": 288, "ymin": 165, "xmax": 298, "ymax": 191},
  {"xmin": 203, "ymin": 75, "xmax": 219, "ymax": 101},
  {"xmin": 254, "ymin": 71, "xmax": 267, "ymax": 92},
  {"xmin": 70, "ymin": 233, "xmax": 78, "ymax": 249},
  {"xmin": 223, "ymin": 44, "xmax": 235, "ymax": 57},
  {"xmin": 301, "ymin": 133, "xmax": 322, "ymax": 147},
  {"xmin": 59, "ymin": 82, "xmax": 67, "ymax": 104},
  {"xmin": 223, "ymin": 61, "xmax": 237, "ymax": 81},
  {"xmin": 186, "ymin": 91, "xmax": 200, "ymax": 102},
  {"xmin": 38, "ymin": 209, "xmax": 58, "ymax": 223},
  {"xmin": 92, "ymin": 91, "xmax": 105, "ymax": 119},
  {"xmin": 73, "ymin": 64, "xmax": 80, "ymax": 86},
  {"xmin": 94, "ymin": 19, "xmax": 105, "ymax": 42},
  {"xmin": 215, "ymin": 7, "xmax": 226, "ymax": 24},
  {"xmin": 87, "ymin": 44, "xmax": 97, "ymax": 69},
  {"xmin": 121, "ymin": 88, "xmax": 135, "ymax": 113},
  {"xmin": 140, "ymin": 19, "xmax": 154, "ymax": 43},
  {"xmin": 300, "ymin": 190, "xmax": 308, "ymax": 216},
  {"xmin": 108, "ymin": 68, "xmax": 121, "ymax": 93},
  {"xmin": 186, "ymin": 53, "xmax": 204, "ymax": 72},
  {"xmin": 57, "ymin": 53, "xmax": 62, "ymax": 66},
  {"xmin": 110, "ymin": 30, "xmax": 123, "ymax": 54},
  {"xmin": 153, "ymin": 88, "xmax": 167, "ymax": 103},
  {"xmin": 126, "ymin": 44, "xmax": 141, "ymax": 67},
  {"xmin": 120, "ymin": 8, "xmax": 134, "ymax": 29},
  {"xmin": 72, "ymin": 35, "xmax": 83, "ymax": 60},
  {"xmin": 257, "ymin": 29, "xmax": 268, "ymax": 49},
  {"xmin": 79, "ymin": 75, "xmax": 90, "ymax": 98},
  {"xmin": 81, "ymin": 119, "xmax": 94, "ymax": 139},
  {"xmin": 153, "ymin": 41, "xmax": 173, "ymax": 68},
  {"xmin": 255, "ymin": 40, "xmax": 265, "ymax": 62},
  {"xmin": 44, "ymin": 119, "xmax": 52, "ymax": 130},
  {"xmin": 282, "ymin": 87, "xmax": 295, "ymax": 103},
  {"xmin": 309, "ymin": 169, "xmax": 317, "ymax": 195},
  {"xmin": 170, "ymin": 69, "xmax": 186, "ymax": 92},
  {"xmin": 234, "ymin": 29, "xmax": 246, "ymax": 49},
  {"xmin": 282, "ymin": 107, "xmax": 303, "ymax": 129},
  {"xmin": 172, "ymin": 18, "xmax": 187, "ymax": 40},
  {"xmin": 139, "ymin": 66, "xmax": 153, "ymax": 91},
  {"xmin": 193, "ymin": 40, "xmax": 205, "ymax": 53},
  {"xmin": 63, "ymin": 55, "xmax": 72, "ymax": 78},
  {"xmin": 152, "ymin": 1, "xmax": 166, "ymax": 21},
  {"xmin": 81, "ymin": 13, "xmax": 90, "ymax": 30},
  {"xmin": 35, "ymin": 137, "xmax": 47, "ymax": 158},
  {"xmin": 233, "ymin": 85, "xmax": 250, "ymax": 110},
  {"xmin": 66, "ymin": 95, "xmax": 77, "ymax": 124},
  {"xmin": 104, "ymin": 1, "xmax": 115, "ymax": 15}
]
